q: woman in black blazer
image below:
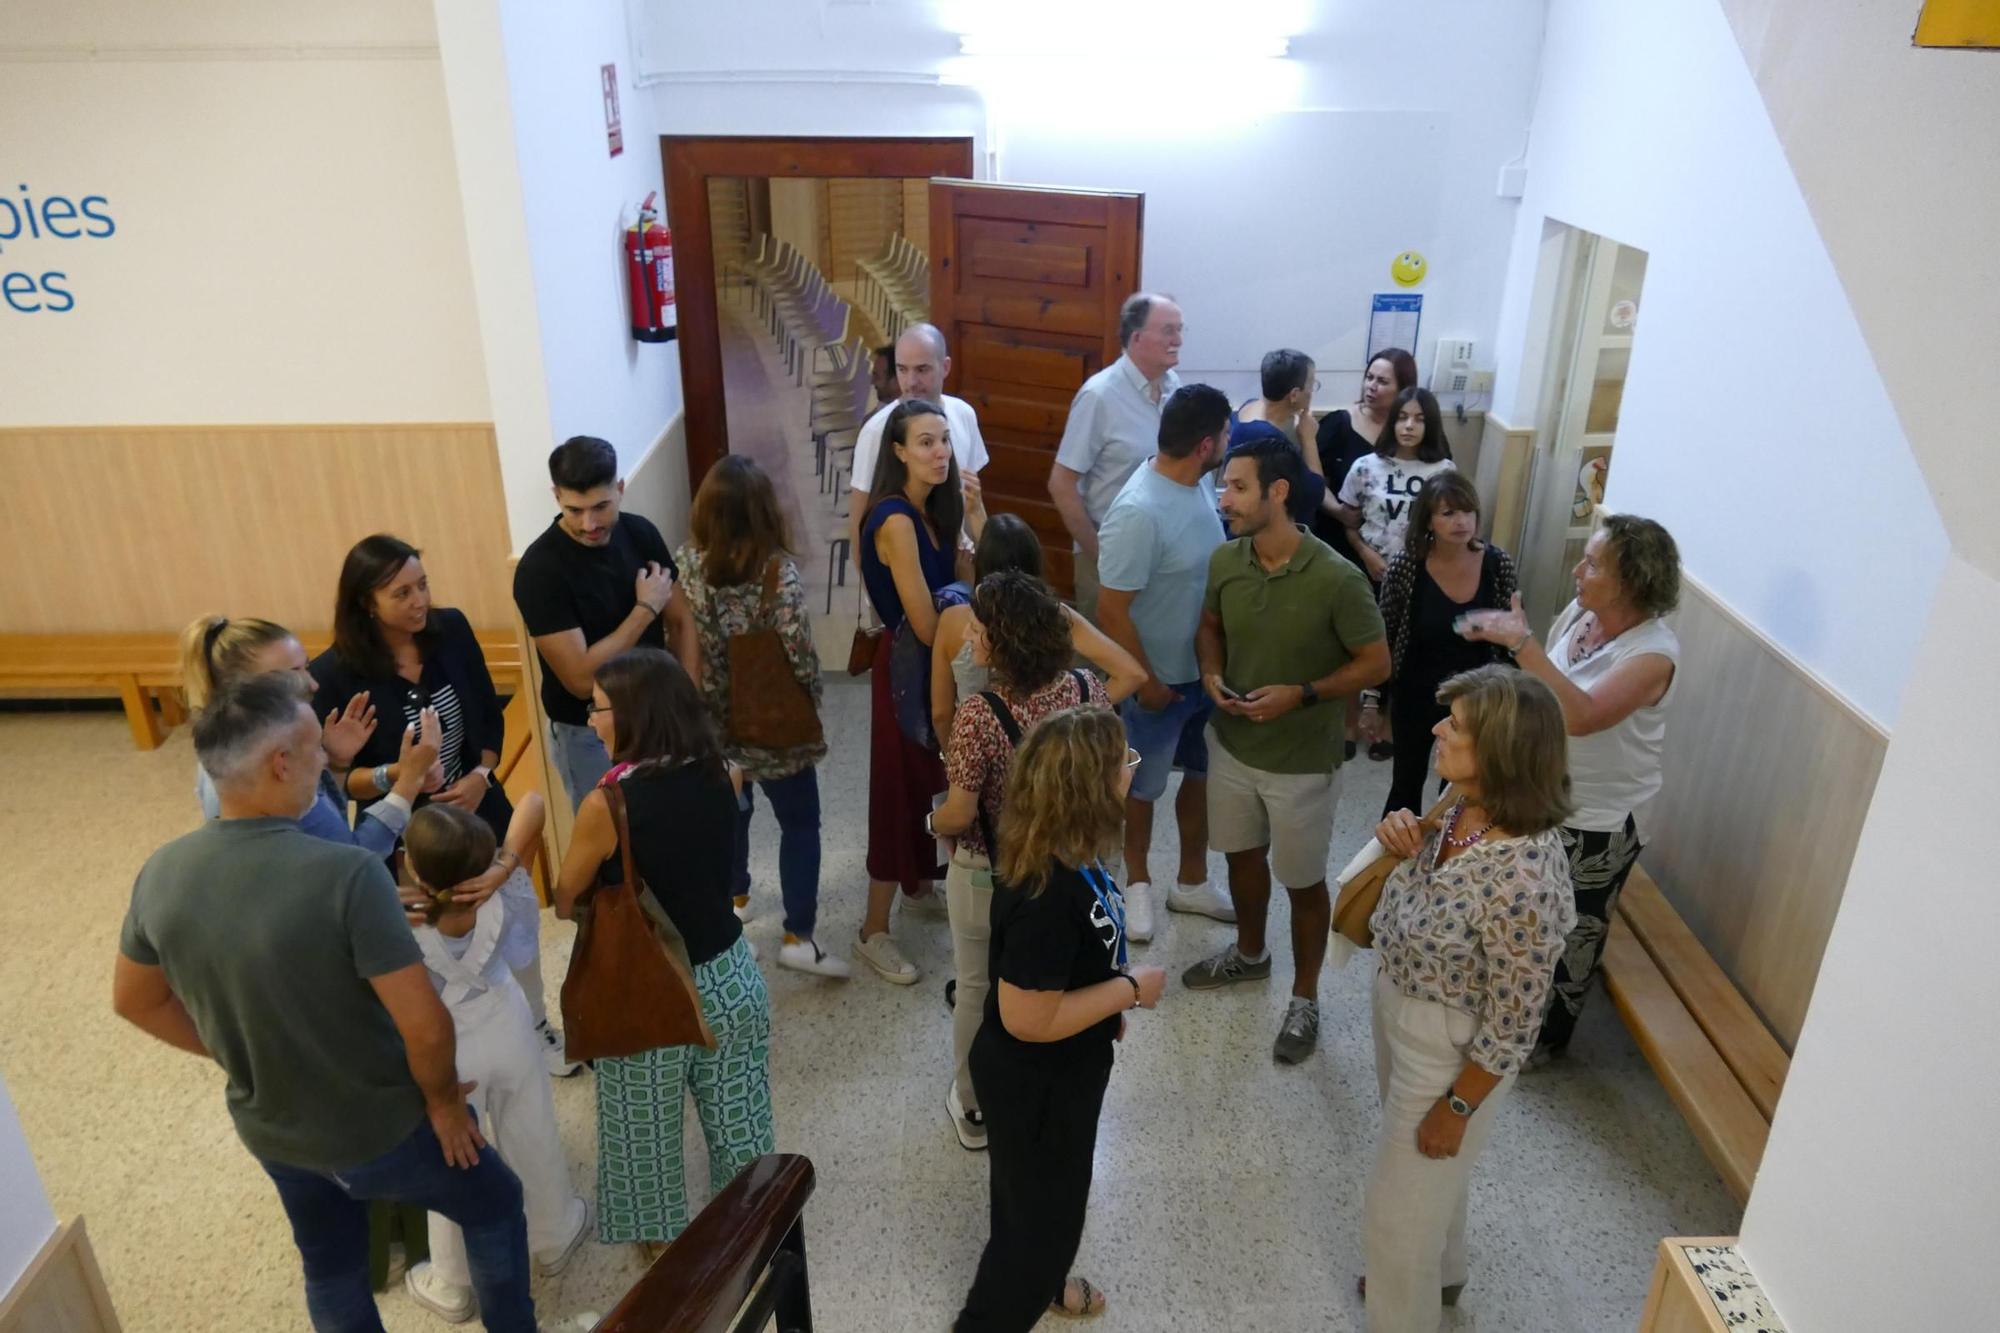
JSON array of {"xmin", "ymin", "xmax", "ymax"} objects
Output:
[
  {"xmin": 312, "ymin": 534, "xmax": 579, "ymax": 1076},
  {"xmin": 310, "ymin": 534, "xmax": 512, "ymax": 840}
]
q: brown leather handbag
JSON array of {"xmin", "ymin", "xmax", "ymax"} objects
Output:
[
  {"xmin": 727, "ymin": 559, "xmax": 824, "ymax": 750},
  {"xmin": 1333, "ymin": 787, "xmax": 1460, "ymax": 948},
  {"xmin": 559, "ymin": 779, "xmax": 716, "ymax": 1060},
  {"xmin": 846, "ymin": 616, "xmax": 882, "ymax": 676}
]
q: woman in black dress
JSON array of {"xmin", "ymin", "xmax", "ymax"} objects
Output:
[
  {"xmin": 955, "ymin": 707, "xmax": 1168, "ymax": 1332},
  {"xmin": 1368, "ymin": 472, "xmax": 1517, "ymax": 816}
]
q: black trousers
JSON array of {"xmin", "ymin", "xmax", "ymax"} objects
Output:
[
  {"xmin": 1382, "ymin": 690, "xmax": 1449, "ymax": 818},
  {"xmin": 954, "ymin": 1030, "xmax": 1113, "ymax": 1333}
]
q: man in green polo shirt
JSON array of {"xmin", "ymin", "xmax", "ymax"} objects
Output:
[{"xmin": 1186, "ymin": 434, "xmax": 1389, "ymax": 1064}]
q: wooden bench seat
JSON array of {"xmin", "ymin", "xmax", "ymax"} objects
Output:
[
  {"xmin": 1618, "ymin": 870, "xmax": 1789, "ymax": 1119},
  {"xmin": 1601, "ymin": 865, "xmax": 1791, "ymax": 1205},
  {"xmin": 0, "ymin": 629, "xmax": 524, "ymax": 751}
]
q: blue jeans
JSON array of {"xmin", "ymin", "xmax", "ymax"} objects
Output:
[
  {"xmin": 260, "ymin": 1120, "xmax": 535, "ymax": 1333},
  {"xmin": 550, "ymin": 720, "xmax": 612, "ymax": 813},
  {"xmin": 731, "ymin": 766, "xmax": 823, "ymax": 939}
]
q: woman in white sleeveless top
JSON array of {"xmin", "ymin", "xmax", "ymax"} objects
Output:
[{"xmin": 1460, "ymin": 514, "xmax": 1682, "ymax": 1058}]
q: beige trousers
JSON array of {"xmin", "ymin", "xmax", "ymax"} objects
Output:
[
  {"xmin": 1363, "ymin": 968, "xmax": 1516, "ymax": 1332},
  {"xmin": 944, "ymin": 846, "xmax": 995, "ymax": 1114}
]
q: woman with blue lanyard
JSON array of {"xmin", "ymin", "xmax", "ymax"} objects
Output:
[{"xmin": 954, "ymin": 707, "xmax": 1168, "ymax": 1332}]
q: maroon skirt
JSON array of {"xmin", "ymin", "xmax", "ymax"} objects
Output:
[{"xmin": 867, "ymin": 630, "xmax": 945, "ymax": 891}]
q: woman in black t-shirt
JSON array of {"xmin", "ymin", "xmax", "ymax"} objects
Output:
[
  {"xmin": 1369, "ymin": 472, "xmax": 1518, "ymax": 817},
  {"xmin": 554, "ymin": 647, "xmax": 774, "ymax": 1260},
  {"xmin": 955, "ymin": 708, "xmax": 1168, "ymax": 1332}
]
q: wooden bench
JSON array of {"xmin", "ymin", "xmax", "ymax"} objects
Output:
[
  {"xmin": 493, "ymin": 690, "xmax": 554, "ymax": 905},
  {"xmin": 0, "ymin": 630, "xmax": 524, "ymax": 751},
  {"xmin": 1601, "ymin": 867, "xmax": 1791, "ymax": 1203}
]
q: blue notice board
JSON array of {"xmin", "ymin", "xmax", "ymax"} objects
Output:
[{"xmin": 1367, "ymin": 293, "xmax": 1423, "ymax": 362}]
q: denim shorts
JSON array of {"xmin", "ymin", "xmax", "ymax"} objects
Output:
[{"xmin": 1121, "ymin": 685, "xmax": 1214, "ymax": 802}]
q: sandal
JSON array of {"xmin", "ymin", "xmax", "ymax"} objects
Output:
[{"xmin": 1049, "ymin": 1275, "xmax": 1107, "ymax": 1319}]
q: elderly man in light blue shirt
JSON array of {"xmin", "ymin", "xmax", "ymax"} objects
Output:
[{"xmin": 1048, "ymin": 292, "xmax": 1184, "ymax": 619}]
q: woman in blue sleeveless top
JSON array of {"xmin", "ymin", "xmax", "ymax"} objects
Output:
[{"xmin": 854, "ymin": 398, "xmax": 984, "ymax": 984}]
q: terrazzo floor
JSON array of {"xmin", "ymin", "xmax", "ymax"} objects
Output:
[{"xmin": 0, "ymin": 689, "xmax": 1739, "ymax": 1332}]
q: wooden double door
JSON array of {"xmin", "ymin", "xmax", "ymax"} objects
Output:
[{"xmin": 928, "ymin": 181, "xmax": 1144, "ymax": 597}]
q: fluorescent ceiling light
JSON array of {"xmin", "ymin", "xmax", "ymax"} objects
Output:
[{"xmin": 958, "ymin": 31, "xmax": 1289, "ymax": 60}]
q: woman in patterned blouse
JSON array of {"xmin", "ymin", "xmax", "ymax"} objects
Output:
[
  {"xmin": 1360, "ymin": 665, "xmax": 1576, "ymax": 1332},
  {"xmin": 676, "ymin": 456, "xmax": 846, "ymax": 979}
]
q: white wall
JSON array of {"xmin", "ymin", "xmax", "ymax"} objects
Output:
[
  {"xmin": 631, "ymin": 0, "xmax": 1543, "ymax": 407},
  {"xmin": 0, "ymin": 1, "xmax": 488, "ymax": 425},
  {"xmin": 1738, "ymin": 555, "xmax": 2000, "ymax": 1329},
  {"xmin": 1487, "ymin": 0, "xmax": 1944, "ymax": 726},
  {"xmin": 0, "ymin": 1071, "xmax": 55, "ymax": 1294},
  {"xmin": 435, "ymin": 0, "xmax": 686, "ymax": 550}
]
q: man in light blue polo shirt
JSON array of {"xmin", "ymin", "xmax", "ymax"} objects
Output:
[
  {"xmin": 1095, "ymin": 383, "xmax": 1233, "ymax": 943},
  {"xmin": 1047, "ymin": 292, "xmax": 1184, "ymax": 619}
]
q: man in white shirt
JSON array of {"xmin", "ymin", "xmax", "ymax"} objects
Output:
[
  {"xmin": 846, "ymin": 323, "xmax": 990, "ymax": 560},
  {"xmin": 1047, "ymin": 292, "xmax": 1185, "ymax": 619}
]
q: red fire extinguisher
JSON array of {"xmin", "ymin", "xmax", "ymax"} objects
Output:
[{"xmin": 625, "ymin": 192, "xmax": 675, "ymax": 343}]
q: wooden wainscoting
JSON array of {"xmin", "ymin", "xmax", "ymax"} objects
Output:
[
  {"xmin": 1475, "ymin": 413, "xmax": 1535, "ymax": 551},
  {"xmin": 0, "ymin": 424, "xmax": 511, "ymax": 634},
  {"xmin": 1644, "ymin": 575, "xmax": 1889, "ymax": 1048}
]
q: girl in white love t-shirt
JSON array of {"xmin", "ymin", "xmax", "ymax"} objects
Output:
[{"xmin": 1335, "ymin": 386, "xmax": 1456, "ymax": 585}]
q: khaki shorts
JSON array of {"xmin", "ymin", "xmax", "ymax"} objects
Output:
[{"xmin": 1204, "ymin": 725, "xmax": 1341, "ymax": 889}]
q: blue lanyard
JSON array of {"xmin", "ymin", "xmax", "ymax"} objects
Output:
[{"xmin": 1080, "ymin": 862, "xmax": 1128, "ymax": 970}]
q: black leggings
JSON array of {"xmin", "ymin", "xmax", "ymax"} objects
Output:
[
  {"xmin": 1381, "ymin": 690, "xmax": 1449, "ymax": 818},
  {"xmin": 954, "ymin": 1033, "xmax": 1113, "ymax": 1333}
]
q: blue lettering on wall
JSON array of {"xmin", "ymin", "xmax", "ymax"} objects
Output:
[{"xmin": 0, "ymin": 186, "xmax": 116, "ymax": 312}]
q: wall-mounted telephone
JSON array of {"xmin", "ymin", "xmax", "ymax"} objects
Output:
[{"xmin": 1431, "ymin": 339, "xmax": 1475, "ymax": 394}]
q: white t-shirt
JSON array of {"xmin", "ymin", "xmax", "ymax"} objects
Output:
[
  {"xmin": 1547, "ymin": 600, "xmax": 1681, "ymax": 837},
  {"xmin": 1336, "ymin": 455, "xmax": 1456, "ymax": 559},
  {"xmin": 849, "ymin": 394, "xmax": 989, "ymax": 496}
]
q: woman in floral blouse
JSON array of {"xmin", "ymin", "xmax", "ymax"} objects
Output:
[
  {"xmin": 930, "ymin": 570, "xmax": 1110, "ymax": 1151},
  {"xmin": 677, "ymin": 456, "xmax": 846, "ymax": 979},
  {"xmin": 1360, "ymin": 665, "xmax": 1575, "ymax": 1332}
]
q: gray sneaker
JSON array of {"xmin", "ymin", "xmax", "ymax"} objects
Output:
[
  {"xmin": 1273, "ymin": 997, "xmax": 1320, "ymax": 1064},
  {"xmin": 1182, "ymin": 944, "xmax": 1273, "ymax": 990}
]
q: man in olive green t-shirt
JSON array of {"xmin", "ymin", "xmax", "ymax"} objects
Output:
[
  {"xmin": 1185, "ymin": 435, "xmax": 1389, "ymax": 1065},
  {"xmin": 111, "ymin": 674, "xmax": 559, "ymax": 1331}
]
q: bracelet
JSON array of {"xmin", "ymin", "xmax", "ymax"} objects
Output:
[
  {"xmin": 1118, "ymin": 972, "xmax": 1142, "ymax": 1008},
  {"xmin": 1509, "ymin": 630, "xmax": 1533, "ymax": 653},
  {"xmin": 372, "ymin": 763, "xmax": 392, "ymax": 795}
]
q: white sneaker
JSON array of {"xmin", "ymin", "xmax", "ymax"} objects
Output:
[
  {"xmin": 405, "ymin": 1261, "xmax": 475, "ymax": 1324},
  {"xmin": 1166, "ymin": 879, "xmax": 1236, "ymax": 922},
  {"xmin": 733, "ymin": 894, "xmax": 753, "ymax": 922},
  {"xmin": 534, "ymin": 1197, "xmax": 591, "ymax": 1277},
  {"xmin": 777, "ymin": 938, "xmax": 852, "ymax": 978},
  {"xmin": 535, "ymin": 1020, "xmax": 583, "ymax": 1078},
  {"xmin": 1124, "ymin": 882, "xmax": 1156, "ymax": 944},
  {"xmin": 854, "ymin": 931, "xmax": 919, "ymax": 984},
  {"xmin": 903, "ymin": 885, "xmax": 949, "ymax": 919},
  {"xmin": 945, "ymin": 1082, "xmax": 988, "ymax": 1151}
]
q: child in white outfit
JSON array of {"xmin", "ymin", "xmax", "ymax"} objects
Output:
[{"xmin": 402, "ymin": 795, "xmax": 589, "ymax": 1322}]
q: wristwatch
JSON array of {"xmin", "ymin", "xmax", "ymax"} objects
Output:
[
  {"xmin": 1298, "ymin": 682, "xmax": 1320, "ymax": 707},
  {"xmin": 1445, "ymin": 1090, "xmax": 1476, "ymax": 1118},
  {"xmin": 473, "ymin": 764, "xmax": 493, "ymax": 788}
]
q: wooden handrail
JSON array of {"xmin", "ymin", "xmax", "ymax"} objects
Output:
[{"xmin": 594, "ymin": 1153, "xmax": 817, "ymax": 1333}]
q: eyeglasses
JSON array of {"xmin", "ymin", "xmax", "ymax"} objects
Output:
[
  {"xmin": 1125, "ymin": 747, "xmax": 1142, "ymax": 770},
  {"xmin": 586, "ymin": 702, "xmax": 613, "ymax": 717}
]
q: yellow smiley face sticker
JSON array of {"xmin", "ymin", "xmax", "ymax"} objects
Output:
[{"xmin": 1390, "ymin": 251, "xmax": 1427, "ymax": 287}]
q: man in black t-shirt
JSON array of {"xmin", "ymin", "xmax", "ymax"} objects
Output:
[{"xmin": 512, "ymin": 435, "xmax": 700, "ymax": 808}]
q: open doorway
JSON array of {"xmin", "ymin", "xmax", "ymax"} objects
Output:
[
  {"xmin": 704, "ymin": 173, "xmax": 938, "ymax": 640},
  {"xmin": 1516, "ymin": 225, "xmax": 1649, "ymax": 629},
  {"xmin": 661, "ymin": 137, "xmax": 974, "ymax": 650}
]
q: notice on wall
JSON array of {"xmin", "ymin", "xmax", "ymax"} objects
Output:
[
  {"xmin": 602, "ymin": 64, "xmax": 623, "ymax": 158},
  {"xmin": 1367, "ymin": 293, "xmax": 1422, "ymax": 362}
]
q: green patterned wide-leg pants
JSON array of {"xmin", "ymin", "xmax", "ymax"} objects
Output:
[{"xmin": 595, "ymin": 935, "xmax": 775, "ymax": 1243}]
